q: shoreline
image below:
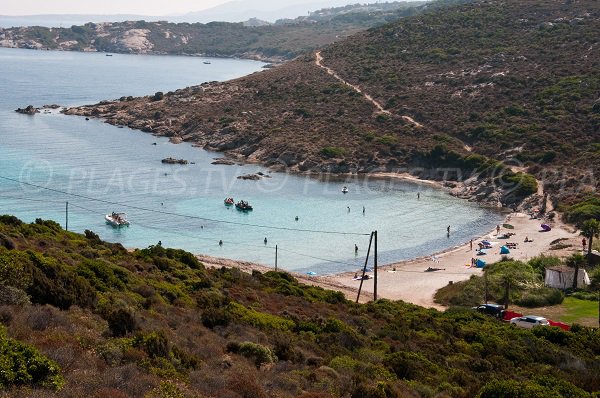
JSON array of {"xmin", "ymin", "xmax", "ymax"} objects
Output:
[{"xmin": 196, "ymin": 211, "xmax": 579, "ymax": 309}]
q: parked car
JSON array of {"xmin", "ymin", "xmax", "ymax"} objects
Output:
[
  {"xmin": 473, "ymin": 303, "xmax": 505, "ymax": 318},
  {"xmin": 509, "ymin": 315, "xmax": 549, "ymax": 329}
]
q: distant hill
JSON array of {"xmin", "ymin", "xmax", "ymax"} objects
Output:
[
  {"xmin": 172, "ymin": 0, "xmax": 358, "ymax": 23},
  {"xmin": 63, "ymin": 0, "xmax": 600, "ymax": 209},
  {"xmin": 0, "ymin": 2, "xmax": 426, "ymax": 62},
  {"xmin": 0, "ymin": 14, "xmax": 159, "ymax": 28}
]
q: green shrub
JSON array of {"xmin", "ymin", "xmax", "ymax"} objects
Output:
[
  {"xmin": 25, "ymin": 252, "xmax": 97, "ymax": 310},
  {"xmin": 105, "ymin": 307, "xmax": 138, "ymax": 337},
  {"xmin": 0, "ymin": 326, "xmax": 64, "ymax": 389},
  {"xmin": 515, "ymin": 288, "xmax": 564, "ymax": 307},
  {"xmin": 227, "ymin": 341, "xmax": 277, "ymax": 366},
  {"xmin": 201, "ymin": 307, "xmax": 231, "ymax": 328},
  {"xmin": 501, "ymin": 172, "xmax": 538, "ymax": 198},
  {"xmin": 0, "ymin": 215, "xmax": 23, "ymax": 226},
  {"xmin": 528, "ymin": 255, "xmax": 561, "ymax": 277},
  {"xmin": 564, "ymin": 197, "xmax": 600, "ymax": 225},
  {"xmin": 320, "ymin": 146, "xmax": 346, "ymax": 158},
  {"xmin": 227, "ymin": 302, "xmax": 294, "ymax": 331}
]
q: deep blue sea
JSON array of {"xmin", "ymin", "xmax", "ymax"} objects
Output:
[{"xmin": 0, "ymin": 47, "xmax": 504, "ymax": 274}]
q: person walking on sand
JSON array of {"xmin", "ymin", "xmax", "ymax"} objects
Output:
[
  {"xmin": 470, "ymin": 239, "xmax": 473, "ymax": 250},
  {"xmin": 496, "ymin": 225, "xmax": 501, "ymax": 235},
  {"xmin": 582, "ymin": 237, "xmax": 587, "ymax": 252}
]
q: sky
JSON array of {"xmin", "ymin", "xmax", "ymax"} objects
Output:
[{"xmin": 2, "ymin": 0, "xmax": 306, "ymax": 16}]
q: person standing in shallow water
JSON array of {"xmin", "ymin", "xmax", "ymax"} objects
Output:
[
  {"xmin": 355, "ymin": 244, "xmax": 358, "ymax": 255},
  {"xmin": 447, "ymin": 225, "xmax": 450, "ymax": 236},
  {"xmin": 417, "ymin": 192, "xmax": 420, "ymax": 200}
]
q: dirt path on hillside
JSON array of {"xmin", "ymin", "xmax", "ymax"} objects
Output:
[{"xmin": 315, "ymin": 51, "xmax": 424, "ymax": 128}]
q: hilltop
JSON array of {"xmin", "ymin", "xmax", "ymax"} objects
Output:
[
  {"xmin": 0, "ymin": 215, "xmax": 598, "ymax": 396},
  {"xmin": 62, "ymin": 0, "xmax": 600, "ymax": 210},
  {"xmin": 0, "ymin": 2, "xmax": 425, "ymax": 62}
]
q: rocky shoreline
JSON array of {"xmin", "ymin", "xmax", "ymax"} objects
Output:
[{"xmin": 60, "ymin": 100, "xmax": 543, "ymax": 212}]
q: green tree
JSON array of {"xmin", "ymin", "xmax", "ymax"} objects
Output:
[{"xmin": 581, "ymin": 219, "xmax": 600, "ymax": 258}]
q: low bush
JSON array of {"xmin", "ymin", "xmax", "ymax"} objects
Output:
[
  {"xmin": 0, "ymin": 326, "xmax": 64, "ymax": 389},
  {"xmin": 320, "ymin": 146, "xmax": 346, "ymax": 158},
  {"xmin": 227, "ymin": 341, "xmax": 277, "ymax": 367},
  {"xmin": 515, "ymin": 288, "xmax": 564, "ymax": 307}
]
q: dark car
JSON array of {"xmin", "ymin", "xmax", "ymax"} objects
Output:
[{"xmin": 473, "ymin": 303, "xmax": 505, "ymax": 318}]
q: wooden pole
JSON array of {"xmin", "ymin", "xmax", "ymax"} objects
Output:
[
  {"xmin": 275, "ymin": 245, "xmax": 278, "ymax": 271},
  {"xmin": 374, "ymin": 230, "xmax": 378, "ymax": 301},
  {"xmin": 356, "ymin": 232, "xmax": 374, "ymax": 303},
  {"xmin": 65, "ymin": 201, "xmax": 69, "ymax": 231}
]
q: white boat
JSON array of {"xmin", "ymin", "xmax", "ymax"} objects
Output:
[
  {"xmin": 342, "ymin": 186, "xmax": 348, "ymax": 194},
  {"xmin": 105, "ymin": 212, "xmax": 130, "ymax": 227}
]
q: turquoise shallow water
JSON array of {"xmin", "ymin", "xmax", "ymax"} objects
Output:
[{"xmin": 0, "ymin": 47, "xmax": 504, "ymax": 274}]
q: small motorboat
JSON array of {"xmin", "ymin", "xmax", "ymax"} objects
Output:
[
  {"xmin": 105, "ymin": 212, "xmax": 130, "ymax": 227},
  {"xmin": 224, "ymin": 197, "xmax": 234, "ymax": 206},
  {"xmin": 342, "ymin": 186, "xmax": 348, "ymax": 194},
  {"xmin": 203, "ymin": 61, "xmax": 211, "ymax": 64},
  {"xmin": 235, "ymin": 200, "xmax": 253, "ymax": 211}
]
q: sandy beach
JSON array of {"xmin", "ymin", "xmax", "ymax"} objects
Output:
[{"xmin": 198, "ymin": 211, "xmax": 580, "ymax": 308}]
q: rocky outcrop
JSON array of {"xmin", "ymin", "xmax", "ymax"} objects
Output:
[
  {"xmin": 211, "ymin": 158, "xmax": 236, "ymax": 165},
  {"xmin": 15, "ymin": 105, "xmax": 39, "ymax": 115},
  {"xmin": 161, "ymin": 157, "xmax": 188, "ymax": 165}
]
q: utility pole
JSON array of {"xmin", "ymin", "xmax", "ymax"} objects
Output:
[
  {"xmin": 374, "ymin": 230, "xmax": 378, "ymax": 301},
  {"xmin": 65, "ymin": 201, "xmax": 69, "ymax": 231},
  {"xmin": 275, "ymin": 245, "xmax": 278, "ymax": 271},
  {"xmin": 356, "ymin": 232, "xmax": 374, "ymax": 303}
]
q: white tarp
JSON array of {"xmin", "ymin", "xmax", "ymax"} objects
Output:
[{"xmin": 544, "ymin": 267, "xmax": 590, "ymax": 289}]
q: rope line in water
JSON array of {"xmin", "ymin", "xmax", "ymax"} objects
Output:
[
  {"xmin": 0, "ymin": 175, "xmax": 370, "ymax": 236},
  {"xmin": 34, "ymin": 198, "xmax": 370, "ymax": 269}
]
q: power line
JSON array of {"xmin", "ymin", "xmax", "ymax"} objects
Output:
[
  {"xmin": 0, "ymin": 194, "xmax": 65, "ymax": 204},
  {"xmin": 0, "ymin": 175, "xmax": 370, "ymax": 236}
]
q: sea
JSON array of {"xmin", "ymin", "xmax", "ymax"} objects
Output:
[{"xmin": 0, "ymin": 47, "xmax": 504, "ymax": 274}]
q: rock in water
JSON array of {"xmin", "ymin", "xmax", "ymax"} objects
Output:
[
  {"xmin": 15, "ymin": 105, "xmax": 39, "ymax": 115},
  {"xmin": 161, "ymin": 157, "xmax": 189, "ymax": 165}
]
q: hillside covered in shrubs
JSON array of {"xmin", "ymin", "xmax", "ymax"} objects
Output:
[
  {"xmin": 63, "ymin": 0, "xmax": 599, "ymax": 209},
  {"xmin": 0, "ymin": 214, "xmax": 599, "ymax": 397}
]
